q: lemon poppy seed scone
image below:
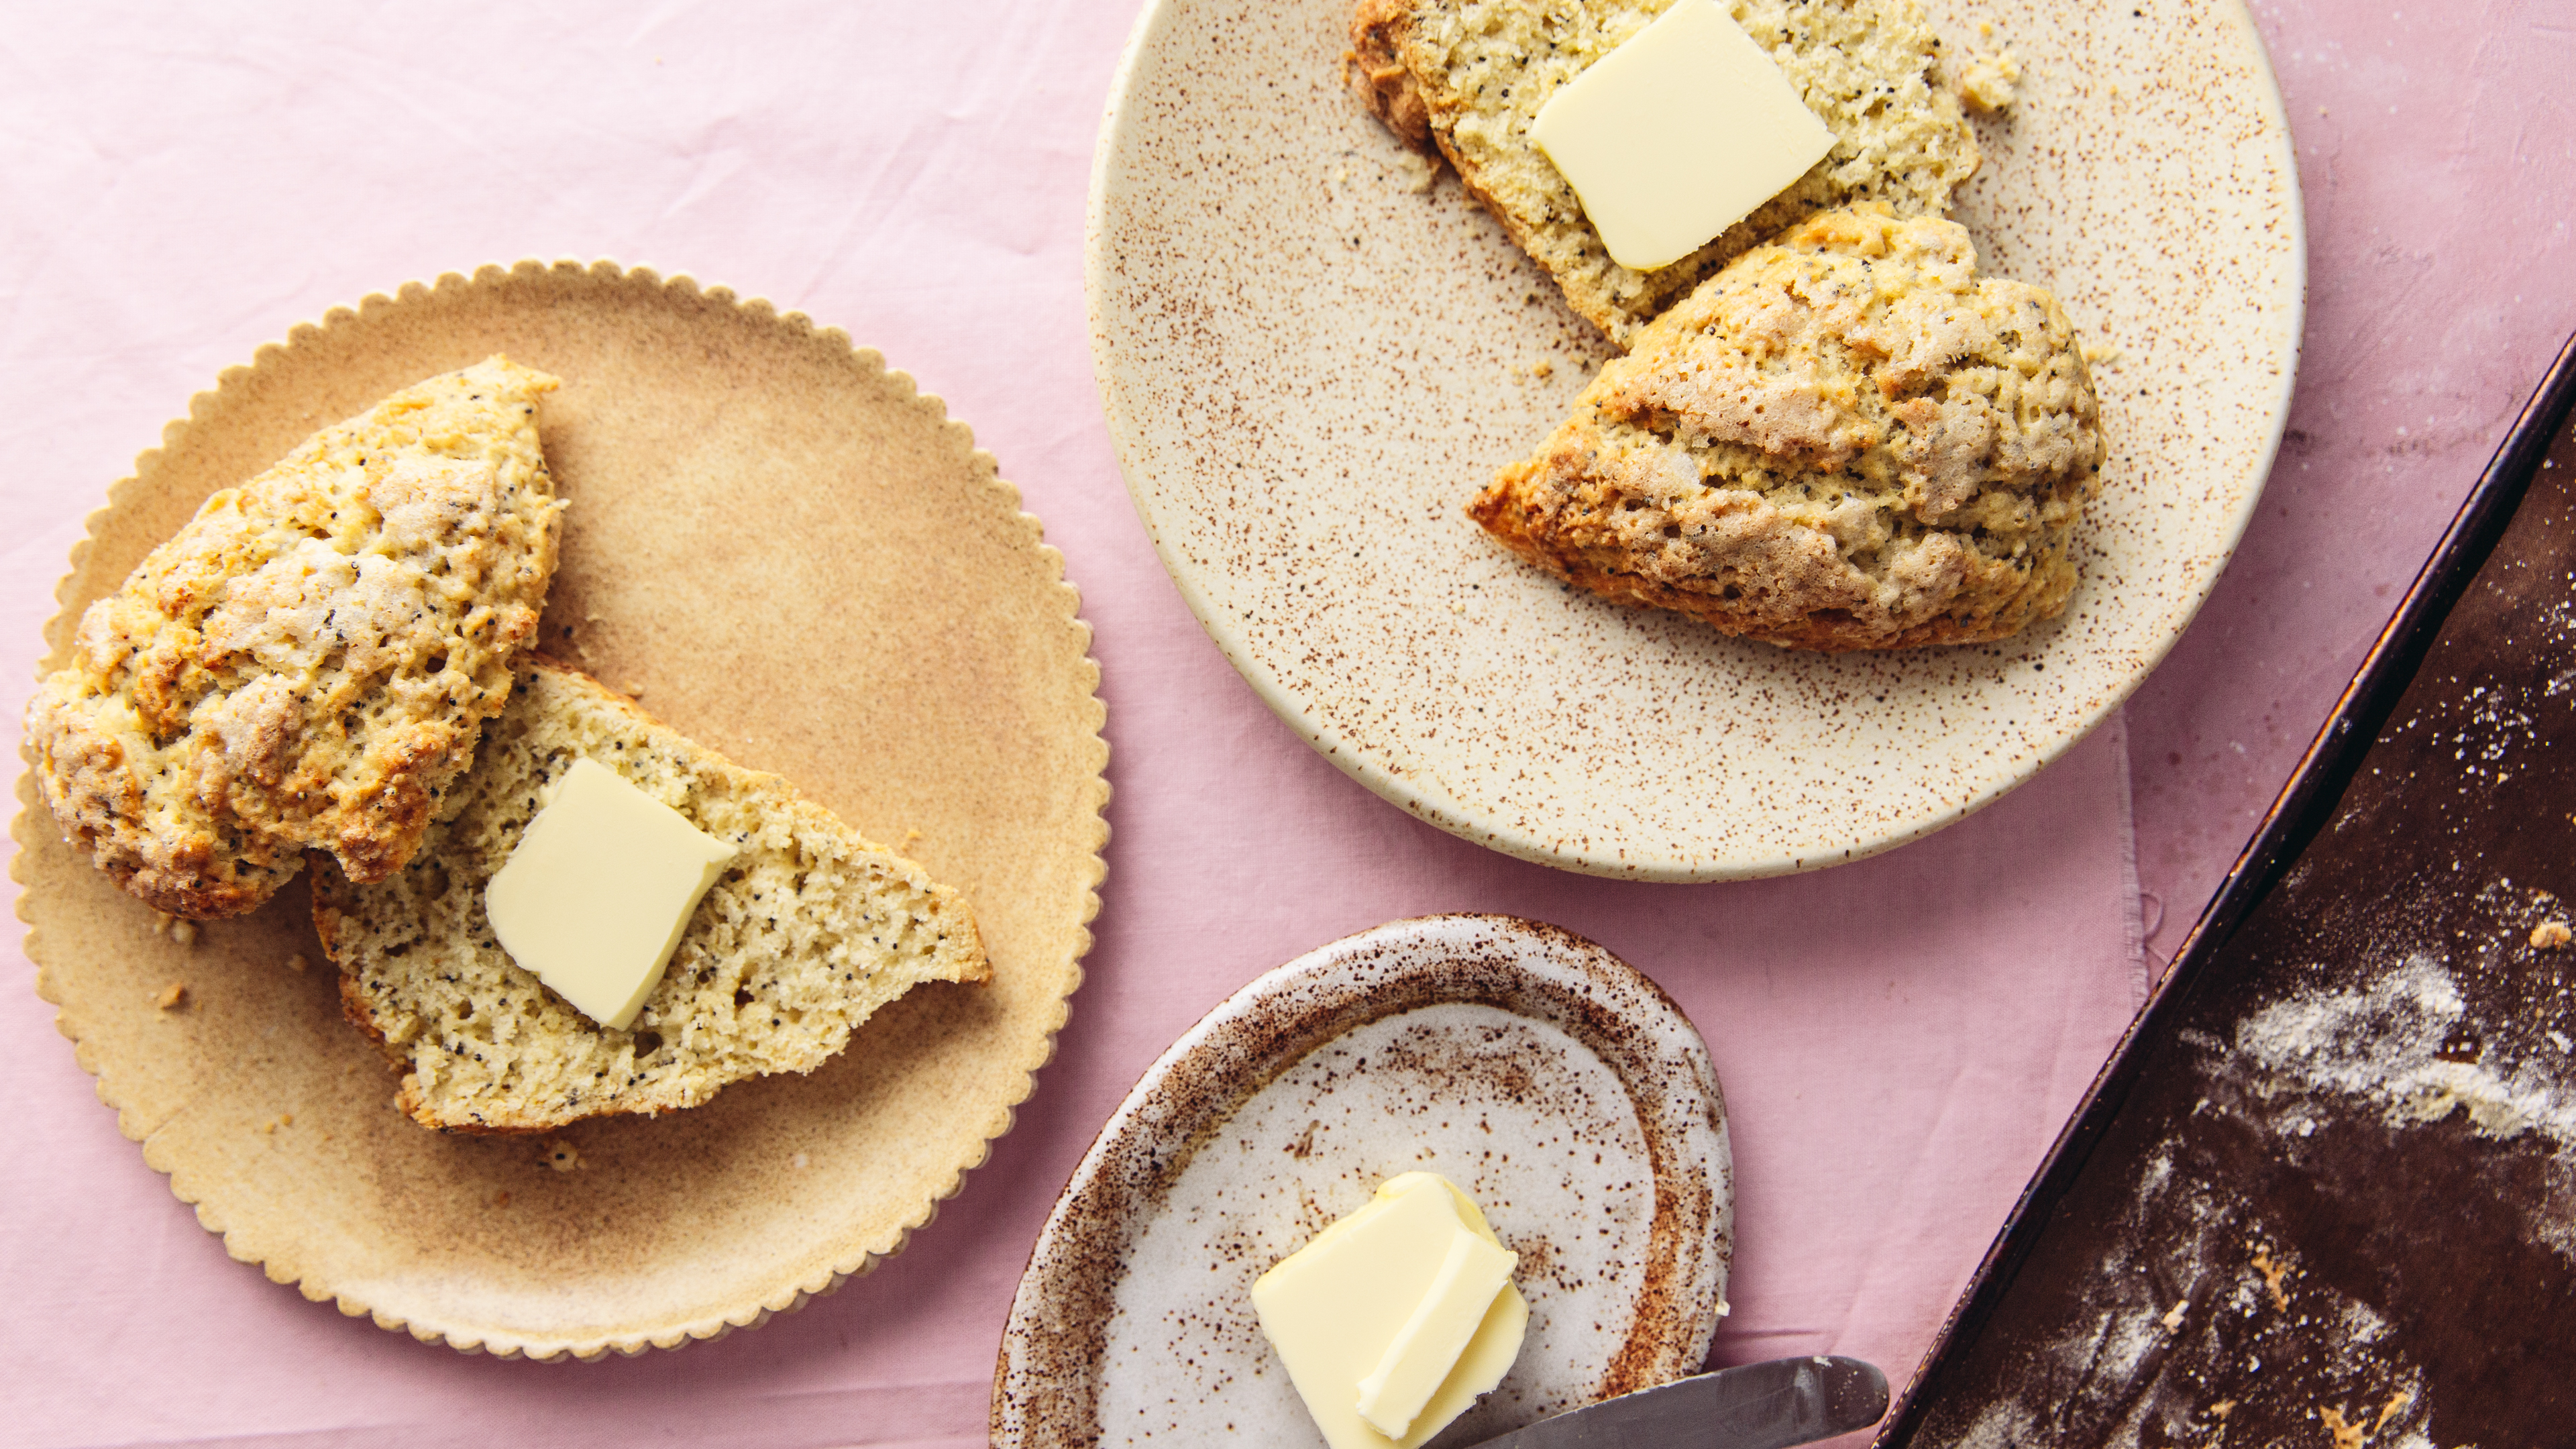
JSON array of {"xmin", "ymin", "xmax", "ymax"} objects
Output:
[
  {"xmin": 1349, "ymin": 0, "xmax": 1978, "ymax": 343},
  {"xmin": 313, "ymin": 662, "xmax": 990, "ymax": 1134},
  {"xmin": 26, "ymin": 358, "xmax": 564, "ymax": 918},
  {"xmin": 1469, "ymin": 207, "xmax": 2104, "ymax": 651}
]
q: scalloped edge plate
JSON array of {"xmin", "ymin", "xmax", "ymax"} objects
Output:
[{"xmin": 14, "ymin": 260, "xmax": 1109, "ymax": 1360}]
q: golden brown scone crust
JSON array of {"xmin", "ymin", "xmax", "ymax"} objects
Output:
[
  {"xmin": 1348, "ymin": 0, "xmax": 1435, "ymax": 149},
  {"xmin": 25, "ymin": 358, "xmax": 564, "ymax": 918},
  {"xmin": 1346, "ymin": 0, "xmax": 1979, "ymax": 344},
  {"xmin": 1470, "ymin": 207, "xmax": 2104, "ymax": 651},
  {"xmin": 315, "ymin": 660, "xmax": 989, "ymax": 1134}
]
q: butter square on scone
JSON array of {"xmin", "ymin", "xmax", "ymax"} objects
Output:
[
  {"xmin": 1348, "ymin": 0, "xmax": 1978, "ymax": 343},
  {"xmin": 314, "ymin": 662, "xmax": 990, "ymax": 1134}
]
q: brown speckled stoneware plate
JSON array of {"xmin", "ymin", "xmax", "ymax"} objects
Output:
[
  {"xmin": 13, "ymin": 262, "xmax": 1109, "ymax": 1359},
  {"xmin": 991, "ymin": 914, "xmax": 1731, "ymax": 1447},
  {"xmin": 1089, "ymin": 0, "xmax": 2302, "ymax": 879}
]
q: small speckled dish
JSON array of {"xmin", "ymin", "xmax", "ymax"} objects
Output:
[
  {"xmin": 14, "ymin": 262, "xmax": 1109, "ymax": 1358},
  {"xmin": 1089, "ymin": 0, "xmax": 2303, "ymax": 879},
  {"xmin": 991, "ymin": 914, "xmax": 1731, "ymax": 1447}
]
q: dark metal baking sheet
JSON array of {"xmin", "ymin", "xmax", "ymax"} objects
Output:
[{"xmin": 1882, "ymin": 330, "xmax": 2576, "ymax": 1447}]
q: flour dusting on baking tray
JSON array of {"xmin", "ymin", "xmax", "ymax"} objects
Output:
[{"xmin": 1904, "ymin": 362, "xmax": 2576, "ymax": 1448}]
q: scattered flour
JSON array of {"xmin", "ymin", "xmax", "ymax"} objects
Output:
[
  {"xmin": 2084, "ymin": 1301, "xmax": 2168, "ymax": 1387},
  {"xmin": 2235, "ymin": 953, "xmax": 2576, "ymax": 1150},
  {"xmin": 1946, "ymin": 1401, "xmax": 2037, "ymax": 1449}
]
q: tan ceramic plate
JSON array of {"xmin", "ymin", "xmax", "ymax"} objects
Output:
[
  {"xmin": 13, "ymin": 262, "xmax": 1109, "ymax": 1359},
  {"xmin": 992, "ymin": 914, "xmax": 1731, "ymax": 1447},
  {"xmin": 1089, "ymin": 0, "xmax": 2302, "ymax": 880}
]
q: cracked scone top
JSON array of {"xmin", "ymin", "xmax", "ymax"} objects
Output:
[
  {"xmin": 1469, "ymin": 207, "xmax": 2104, "ymax": 651},
  {"xmin": 26, "ymin": 358, "xmax": 564, "ymax": 918},
  {"xmin": 315, "ymin": 662, "xmax": 991, "ymax": 1134},
  {"xmin": 1350, "ymin": 0, "xmax": 1978, "ymax": 343}
]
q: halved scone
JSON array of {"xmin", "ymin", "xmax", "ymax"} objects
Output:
[
  {"xmin": 1470, "ymin": 207, "xmax": 2103, "ymax": 650},
  {"xmin": 25, "ymin": 358, "xmax": 564, "ymax": 917},
  {"xmin": 1350, "ymin": 0, "xmax": 1979, "ymax": 343},
  {"xmin": 315, "ymin": 661, "xmax": 989, "ymax": 1133}
]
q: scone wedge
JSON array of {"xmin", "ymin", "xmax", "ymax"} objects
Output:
[
  {"xmin": 1471, "ymin": 206, "xmax": 2104, "ymax": 650},
  {"xmin": 314, "ymin": 661, "xmax": 990, "ymax": 1134},
  {"xmin": 1350, "ymin": 0, "xmax": 1978, "ymax": 343},
  {"xmin": 25, "ymin": 358, "xmax": 564, "ymax": 918}
]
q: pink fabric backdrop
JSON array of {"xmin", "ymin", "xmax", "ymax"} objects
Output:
[{"xmin": 0, "ymin": 3, "xmax": 2565, "ymax": 1445}]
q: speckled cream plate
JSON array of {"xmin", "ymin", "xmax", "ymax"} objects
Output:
[
  {"xmin": 13, "ymin": 262, "xmax": 1109, "ymax": 1359},
  {"xmin": 1089, "ymin": 0, "xmax": 2302, "ymax": 879},
  {"xmin": 992, "ymin": 914, "xmax": 1731, "ymax": 1447}
]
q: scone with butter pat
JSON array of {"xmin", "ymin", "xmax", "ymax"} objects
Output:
[
  {"xmin": 1470, "ymin": 206, "xmax": 2104, "ymax": 650},
  {"xmin": 25, "ymin": 358, "xmax": 564, "ymax": 918},
  {"xmin": 1350, "ymin": 0, "xmax": 1978, "ymax": 343},
  {"xmin": 313, "ymin": 661, "xmax": 990, "ymax": 1133}
]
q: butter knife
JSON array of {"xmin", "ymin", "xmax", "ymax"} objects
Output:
[{"xmin": 1466, "ymin": 1355, "xmax": 1889, "ymax": 1449}]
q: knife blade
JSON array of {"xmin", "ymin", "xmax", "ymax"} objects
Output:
[{"xmin": 1464, "ymin": 1355, "xmax": 1889, "ymax": 1449}]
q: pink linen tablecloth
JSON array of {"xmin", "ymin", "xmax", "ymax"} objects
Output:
[{"xmin": 0, "ymin": 3, "xmax": 2567, "ymax": 1445}]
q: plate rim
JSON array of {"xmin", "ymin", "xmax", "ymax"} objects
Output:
[
  {"xmin": 1085, "ymin": 0, "xmax": 2307, "ymax": 882},
  {"xmin": 15, "ymin": 258, "xmax": 1112, "ymax": 1360}
]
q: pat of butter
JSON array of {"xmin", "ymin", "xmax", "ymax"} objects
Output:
[
  {"xmin": 1251, "ymin": 1172, "xmax": 1527, "ymax": 1449},
  {"xmin": 1528, "ymin": 0, "xmax": 1835, "ymax": 272},
  {"xmin": 1355, "ymin": 1219, "xmax": 1519, "ymax": 1436},
  {"xmin": 484, "ymin": 756, "xmax": 735, "ymax": 1031}
]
